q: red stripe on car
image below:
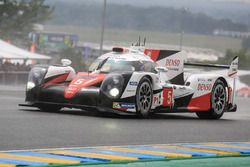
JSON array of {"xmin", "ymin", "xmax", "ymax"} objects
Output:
[
  {"xmin": 144, "ymin": 49, "xmax": 160, "ymax": 62},
  {"xmin": 43, "ymin": 73, "xmax": 69, "ymax": 87},
  {"xmin": 64, "ymin": 72, "xmax": 105, "ymax": 99},
  {"xmin": 187, "ymin": 93, "xmax": 211, "ymax": 111}
]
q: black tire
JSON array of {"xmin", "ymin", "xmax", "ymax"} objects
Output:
[
  {"xmin": 136, "ymin": 77, "xmax": 153, "ymax": 118},
  {"xmin": 196, "ymin": 79, "xmax": 227, "ymax": 119},
  {"xmin": 39, "ymin": 105, "xmax": 62, "ymax": 112}
]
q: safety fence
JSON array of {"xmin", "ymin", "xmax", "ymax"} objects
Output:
[{"xmin": 0, "ymin": 71, "xmax": 28, "ymax": 85}]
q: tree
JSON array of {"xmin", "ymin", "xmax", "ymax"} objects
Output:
[{"xmin": 0, "ymin": 0, "xmax": 53, "ymax": 41}]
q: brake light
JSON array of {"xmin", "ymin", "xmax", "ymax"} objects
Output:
[{"xmin": 112, "ymin": 47, "xmax": 128, "ymax": 53}]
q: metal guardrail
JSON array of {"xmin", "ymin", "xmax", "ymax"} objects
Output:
[{"xmin": 0, "ymin": 71, "xmax": 28, "ymax": 85}]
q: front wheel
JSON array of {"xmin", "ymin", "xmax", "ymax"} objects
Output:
[
  {"xmin": 196, "ymin": 79, "xmax": 227, "ymax": 119},
  {"xmin": 136, "ymin": 77, "xmax": 153, "ymax": 118}
]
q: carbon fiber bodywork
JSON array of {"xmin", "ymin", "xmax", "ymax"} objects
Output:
[{"xmin": 24, "ymin": 72, "xmax": 135, "ymax": 112}]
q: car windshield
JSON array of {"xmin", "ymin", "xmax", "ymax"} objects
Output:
[
  {"xmin": 99, "ymin": 59, "xmax": 136, "ymax": 73},
  {"xmin": 89, "ymin": 58, "xmax": 155, "ymax": 73}
]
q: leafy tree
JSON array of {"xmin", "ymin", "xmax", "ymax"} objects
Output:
[
  {"xmin": 46, "ymin": 2, "xmax": 248, "ymax": 35},
  {"xmin": 0, "ymin": 0, "xmax": 53, "ymax": 41}
]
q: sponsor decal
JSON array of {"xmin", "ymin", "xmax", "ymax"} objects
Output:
[
  {"xmin": 165, "ymin": 59, "xmax": 181, "ymax": 72},
  {"xmin": 127, "ymin": 89, "xmax": 135, "ymax": 93},
  {"xmin": 153, "ymin": 95, "xmax": 161, "ymax": 105},
  {"xmin": 197, "ymin": 83, "xmax": 212, "ymax": 91},
  {"xmin": 120, "ymin": 103, "xmax": 135, "ymax": 109},
  {"xmin": 165, "ymin": 59, "xmax": 180, "ymax": 67},
  {"xmin": 113, "ymin": 102, "xmax": 121, "ymax": 109},
  {"xmin": 167, "ymin": 67, "xmax": 179, "ymax": 71},
  {"xmin": 179, "ymin": 86, "xmax": 187, "ymax": 90},
  {"xmin": 198, "ymin": 78, "xmax": 212, "ymax": 82},
  {"xmin": 198, "ymin": 78, "xmax": 206, "ymax": 82},
  {"xmin": 129, "ymin": 81, "xmax": 138, "ymax": 86},
  {"xmin": 228, "ymin": 57, "xmax": 238, "ymax": 78},
  {"xmin": 112, "ymin": 102, "xmax": 135, "ymax": 110}
]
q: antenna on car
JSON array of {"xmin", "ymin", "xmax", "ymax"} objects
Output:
[
  {"xmin": 143, "ymin": 37, "xmax": 146, "ymax": 46},
  {"xmin": 132, "ymin": 36, "xmax": 146, "ymax": 47},
  {"xmin": 134, "ymin": 36, "xmax": 140, "ymax": 46}
]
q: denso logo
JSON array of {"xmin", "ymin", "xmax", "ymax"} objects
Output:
[
  {"xmin": 165, "ymin": 59, "xmax": 180, "ymax": 67},
  {"xmin": 197, "ymin": 83, "xmax": 212, "ymax": 91}
]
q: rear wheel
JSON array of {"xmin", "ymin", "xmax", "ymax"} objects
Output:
[
  {"xmin": 196, "ymin": 79, "xmax": 227, "ymax": 119},
  {"xmin": 39, "ymin": 105, "xmax": 61, "ymax": 112},
  {"xmin": 136, "ymin": 77, "xmax": 153, "ymax": 118}
]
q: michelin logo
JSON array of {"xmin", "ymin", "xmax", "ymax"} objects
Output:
[
  {"xmin": 113, "ymin": 102, "xmax": 135, "ymax": 109},
  {"xmin": 120, "ymin": 103, "xmax": 135, "ymax": 109},
  {"xmin": 129, "ymin": 81, "xmax": 138, "ymax": 86}
]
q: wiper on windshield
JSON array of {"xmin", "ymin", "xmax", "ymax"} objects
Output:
[{"xmin": 96, "ymin": 57, "xmax": 109, "ymax": 71}]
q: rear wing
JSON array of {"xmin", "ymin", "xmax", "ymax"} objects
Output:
[{"xmin": 185, "ymin": 56, "xmax": 239, "ymax": 78}]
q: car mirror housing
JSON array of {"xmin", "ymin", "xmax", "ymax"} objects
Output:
[
  {"xmin": 155, "ymin": 66, "xmax": 168, "ymax": 72},
  {"xmin": 61, "ymin": 59, "xmax": 72, "ymax": 66}
]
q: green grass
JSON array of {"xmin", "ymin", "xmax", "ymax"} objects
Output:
[{"xmin": 44, "ymin": 25, "xmax": 242, "ymax": 52}]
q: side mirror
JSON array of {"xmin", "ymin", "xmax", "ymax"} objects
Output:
[
  {"xmin": 155, "ymin": 66, "xmax": 168, "ymax": 72},
  {"xmin": 61, "ymin": 59, "xmax": 72, "ymax": 66}
]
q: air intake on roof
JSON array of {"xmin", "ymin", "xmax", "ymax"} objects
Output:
[{"xmin": 112, "ymin": 47, "xmax": 128, "ymax": 53}]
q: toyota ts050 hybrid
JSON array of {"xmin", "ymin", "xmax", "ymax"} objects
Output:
[{"xmin": 20, "ymin": 46, "xmax": 238, "ymax": 119}]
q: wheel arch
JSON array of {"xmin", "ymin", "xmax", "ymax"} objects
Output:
[
  {"xmin": 143, "ymin": 75, "xmax": 153, "ymax": 85},
  {"xmin": 217, "ymin": 77, "xmax": 228, "ymax": 88}
]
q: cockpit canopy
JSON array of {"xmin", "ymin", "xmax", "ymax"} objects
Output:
[{"xmin": 89, "ymin": 57, "xmax": 156, "ymax": 74}]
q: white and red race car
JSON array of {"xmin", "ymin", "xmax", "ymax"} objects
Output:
[{"xmin": 20, "ymin": 46, "xmax": 238, "ymax": 119}]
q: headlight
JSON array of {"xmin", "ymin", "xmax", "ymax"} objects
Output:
[
  {"xmin": 101, "ymin": 74, "xmax": 124, "ymax": 99},
  {"xmin": 27, "ymin": 66, "xmax": 47, "ymax": 90},
  {"xmin": 27, "ymin": 81, "xmax": 36, "ymax": 90},
  {"xmin": 109, "ymin": 88, "xmax": 120, "ymax": 97}
]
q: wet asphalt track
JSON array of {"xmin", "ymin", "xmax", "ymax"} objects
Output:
[{"xmin": 0, "ymin": 85, "xmax": 250, "ymax": 151}]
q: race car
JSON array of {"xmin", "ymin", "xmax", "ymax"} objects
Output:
[{"xmin": 20, "ymin": 46, "xmax": 238, "ymax": 119}]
